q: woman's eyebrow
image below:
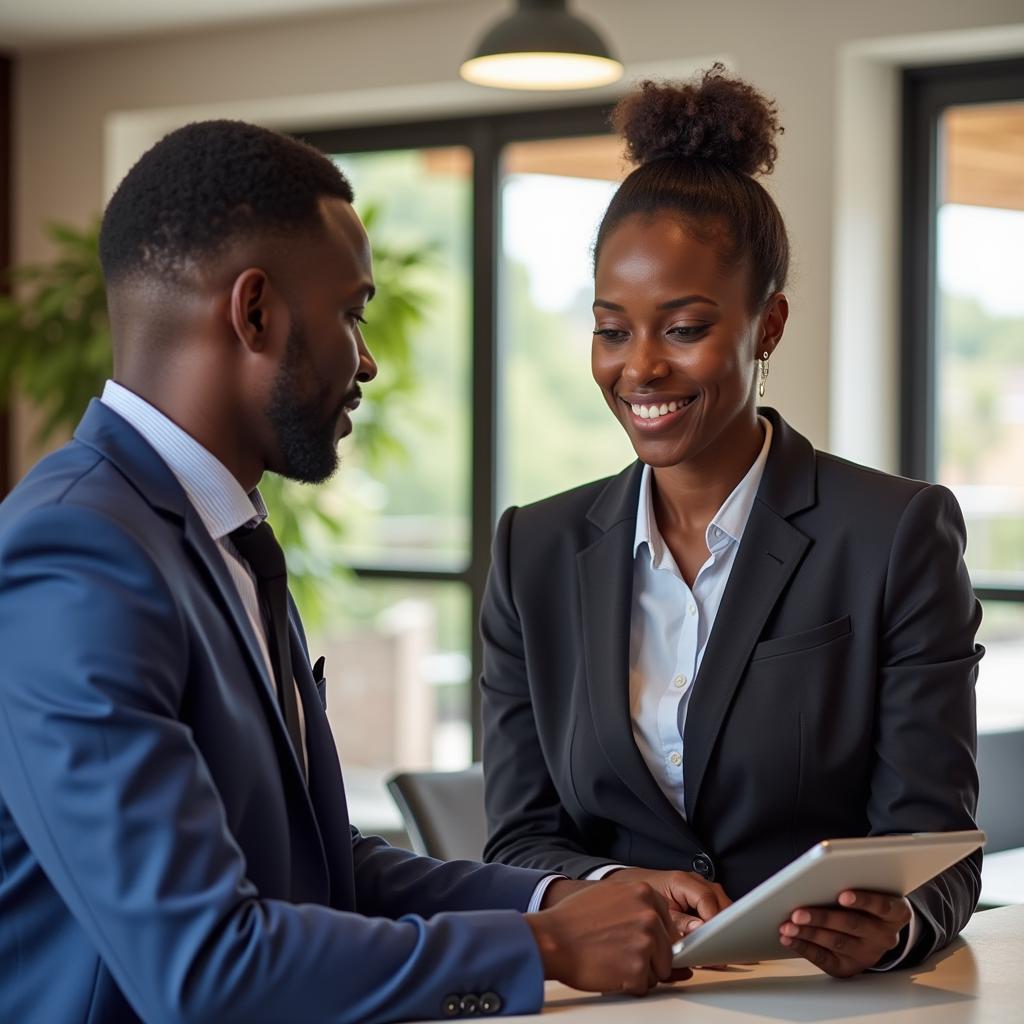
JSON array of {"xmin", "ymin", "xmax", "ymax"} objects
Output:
[
  {"xmin": 592, "ymin": 295, "xmax": 718, "ymax": 311},
  {"xmin": 657, "ymin": 295, "xmax": 717, "ymax": 310}
]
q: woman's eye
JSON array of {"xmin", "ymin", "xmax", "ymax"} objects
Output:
[
  {"xmin": 592, "ymin": 327, "xmax": 628, "ymax": 341},
  {"xmin": 668, "ymin": 324, "xmax": 708, "ymax": 340}
]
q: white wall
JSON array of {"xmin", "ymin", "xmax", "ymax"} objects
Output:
[{"xmin": 10, "ymin": 0, "xmax": 1024, "ymax": 478}]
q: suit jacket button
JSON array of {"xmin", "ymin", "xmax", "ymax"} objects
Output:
[
  {"xmin": 442, "ymin": 994, "xmax": 461, "ymax": 1017},
  {"xmin": 460, "ymin": 994, "xmax": 481, "ymax": 1014},
  {"xmin": 480, "ymin": 992, "xmax": 503, "ymax": 1014},
  {"xmin": 692, "ymin": 854, "xmax": 715, "ymax": 881}
]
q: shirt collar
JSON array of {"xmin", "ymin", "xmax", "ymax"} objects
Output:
[
  {"xmin": 633, "ymin": 415, "xmax": 774, "ymax": 566},
  {"xmin": 100, "ymin": 380, "xmax": 265, "ymax": 540}
]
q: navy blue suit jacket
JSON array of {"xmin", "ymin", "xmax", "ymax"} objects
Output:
[{"xmin": 0, "ymin": 401, "xmax": 546, "ymax": 1024}]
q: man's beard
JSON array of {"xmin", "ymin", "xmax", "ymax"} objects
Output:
[{"xmin": 265, "ymin": 318, "xmax": 344, "ymax": 485}]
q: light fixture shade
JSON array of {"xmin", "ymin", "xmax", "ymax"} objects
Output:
[{"xmin": 460, "ymin": 0, "xmax": 623, "ymax": 91}]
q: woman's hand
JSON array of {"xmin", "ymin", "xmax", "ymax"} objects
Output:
[
  {"xmin": 605, "ymin": 868, "xmax": 732, "ymax": 938},
  {"xmin": 779, "ymin": 890, "xmax": 913, "ymax": 977}
]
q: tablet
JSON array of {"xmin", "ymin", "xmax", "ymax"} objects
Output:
[{"xmin": 671, "ymin": 830, "xmax": 985, "ymax": 968}]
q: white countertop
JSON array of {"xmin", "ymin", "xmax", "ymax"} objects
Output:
[
  {"xmin": 980, "ymin": 847, "xmax": 1024, "ymax": 906},
  {"xmin": 426, "ymin": 905, "xmax": 1024, "ymax": 1023}
]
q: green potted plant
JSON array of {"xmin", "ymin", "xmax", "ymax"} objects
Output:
[{"xmin": 0, "ymin": 210, "xmax": 432, "ymax": 623}]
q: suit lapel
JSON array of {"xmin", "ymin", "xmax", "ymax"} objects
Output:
[
  {"xmin": 580, "ymin": 465, "xmax": 705, "ymax": 846},
  {"xmin": 182, "ymin": 518, "xmax": 332, "ymax": 897},
  {"xmin": 182, "ymin": 511, "xmax": 279, "ymax": 711},
  {"xmin": 289, "ymin": 623, "xmax": 356, "ymax": 909},
  {"xmin": 682, "ymin": 503, "xmax": 809, "ymax": 819},
  {"xmin": 683, "ymin": 408, "xmax": 817, "ymax": 820},
  {"xmin": 75, "ymin": 401, "xmax": 330, "ymax": 886}
]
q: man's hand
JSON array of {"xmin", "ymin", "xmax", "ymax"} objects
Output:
[
  {"xmin": 605, "ymin": 868, "xmax": 732, "ymax": 938},
  {"xmin": 526, "ymin": 881, "xmax": 692, "ymax": 996},
  {"xmin": 779, "ymin": 890, "xmax": 913, "ymax": 977},
  {"xmin": 539, "ymin": 878, "xmax": 591, "ymax": 909}
]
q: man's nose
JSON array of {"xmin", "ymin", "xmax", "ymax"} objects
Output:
[{"xmin": 357, "ymin": 340, "xmax": 378, "ymax": 384}]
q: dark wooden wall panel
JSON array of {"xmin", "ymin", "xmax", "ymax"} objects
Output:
[{"xmin": 0, "ymin": 54, "xmax": 10, "ymax": 496}]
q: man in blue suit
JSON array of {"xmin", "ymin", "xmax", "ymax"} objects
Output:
[{"xmin": 0, "ymin": 121, "xmax": 714, "ymax": 1023}]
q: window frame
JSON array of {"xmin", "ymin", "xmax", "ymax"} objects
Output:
[
  {"xmin": 0, "ymin": 55, "xmax": 11, "ymax": 499},
  {"xmin": 901, "ymin": 56, "xmax": 1024, "ymax": 606},
  {"xmin": 299, "ymin": 102, "xmax": 615, "ymax": 754}
]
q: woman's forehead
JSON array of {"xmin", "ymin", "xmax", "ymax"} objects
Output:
[{"xmin": 596, "ymin": 214, "xmax": 741, "ymax": 295}]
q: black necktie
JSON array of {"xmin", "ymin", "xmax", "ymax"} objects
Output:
[{"xmin": 229, "ymin": 521, "xmax": 305, "ymax": 776}]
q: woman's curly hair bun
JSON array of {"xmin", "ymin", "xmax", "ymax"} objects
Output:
[{"xmin": 612, "ymin": 64, "xmax": 783, "ymax": 177}]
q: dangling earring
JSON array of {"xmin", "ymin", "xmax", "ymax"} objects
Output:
[{"xmin": 758, "ymin": 351, "xmax": 770, "ymax": 399}]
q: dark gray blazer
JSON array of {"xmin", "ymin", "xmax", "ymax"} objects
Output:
[{"xmin": 480, "ymin": 407, "xmax": 982, "ymax": 967}]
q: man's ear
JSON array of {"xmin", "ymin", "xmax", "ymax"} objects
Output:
[{"xmin": 229, "ymin": 267, "xmax": 274, "ymax": 352}]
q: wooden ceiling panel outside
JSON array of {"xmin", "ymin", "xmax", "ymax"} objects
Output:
[
  {"xmin": 944, "ymin": 101, "xmax": 1024, "ymax": 212},
  {"xmin": 418, "ymin": 135, "xmax": 626, "ymax": 184}
]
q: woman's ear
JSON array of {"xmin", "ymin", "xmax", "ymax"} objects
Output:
[{"xmin": 758, "ymin": 291, "xmax": 789, "ymax": 358}]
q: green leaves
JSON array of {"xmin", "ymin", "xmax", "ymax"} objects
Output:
[
  {"xmin": 0, "ymin": 206, "xmax": 435, "ymax": 625},
  {"xmin": 0, "ymin": 219, "xmax": 112, "ymax": 443}
]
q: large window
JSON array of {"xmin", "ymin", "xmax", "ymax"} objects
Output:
[
  {"xmin": 903, "ymin": 59, "xmax": 1024, "ymax": 731},
  {"xmin": 298, "ymin": 106, "xmax": 626, "ymax": 831}
]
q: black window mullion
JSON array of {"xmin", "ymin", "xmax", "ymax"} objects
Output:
[
  {"xmin": 900, "ymin": 70, "xmax": 941, "ymax": 482},
  {"xmin": 468, "ymin": 119, "xmax": 500, "ymax": 761}
]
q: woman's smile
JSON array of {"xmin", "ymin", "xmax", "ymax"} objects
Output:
[{"xmin": 620, "ymin": 393, "xmax": 701, "ymax": 432}]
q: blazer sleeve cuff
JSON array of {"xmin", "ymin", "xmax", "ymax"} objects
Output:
[{"xmin": 870, "ymin": 906, "xmax": 921, "ymax": 972}]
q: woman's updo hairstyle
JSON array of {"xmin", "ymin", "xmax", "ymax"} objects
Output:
[{"xmin": 595, "ymin": 64, "xmax": 789, "ymax": 308}]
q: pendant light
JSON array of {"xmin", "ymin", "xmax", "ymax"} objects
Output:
[{"xmin": 460, "ymin": 0, "xmax": 623, "ymax": 91}]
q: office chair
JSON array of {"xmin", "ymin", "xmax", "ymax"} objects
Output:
[
  {"xmin": 386, "ymin": 764, "xmax": 487, "ymax": 861},
  {"xmin": 976, "ymin": 728, "xmax": 1024, "ymax": 854}
]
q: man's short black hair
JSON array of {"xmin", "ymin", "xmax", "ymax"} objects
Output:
[{"xmin": 99, "ymin": 119, "xmax": 354, "ymax": 286}]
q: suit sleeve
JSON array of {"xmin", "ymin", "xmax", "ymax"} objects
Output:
[
  {"xmin": 0, "ymin": 504, "xmax": 543, "ymax": 1024},
  {"xmin": 870, "ymin": 484, "xmax": 983, "ymax": 966},
  {"xmin": 350, "ymin": 828, "xmax": 549, "ymax": 917},
  {"xmin": 480, "ymin": 507, "xmax": 621, "ymax": 878}
]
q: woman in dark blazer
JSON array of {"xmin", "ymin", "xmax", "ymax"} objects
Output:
[{"xmin": 480, "ymin": 69, "xmax": 982, "ymax": 977}]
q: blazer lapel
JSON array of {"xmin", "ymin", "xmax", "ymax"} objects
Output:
[
  {"xmin": 182, "ymin": 519, "xmax": 331, "ymax": 898},
  {"xmin": 182, "ymin": 511, "xmax": 279, "ymax": 711},
  {"xmin": 76, "ymin": 402, "xmax": 321, "ymax": 821},
  {"xmin": 683, "ymin": 408, "xmax": 817, "ymax": 820},
  {"xmin": 579, "ymin": 465, "xmax": 705, "ymax": 845},
  {"xmin": 289, "ymin": 625, "xmax": 356, "ymax": 909}
]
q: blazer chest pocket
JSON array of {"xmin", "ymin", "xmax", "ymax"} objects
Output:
[{"xmin": 750, "ymin": 615, "xmax": 852, "ymax": 662}]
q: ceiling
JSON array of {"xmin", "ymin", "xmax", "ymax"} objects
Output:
[{"xmin": 0, "ymin": 0, "xmax": 448, "ymax": 50}]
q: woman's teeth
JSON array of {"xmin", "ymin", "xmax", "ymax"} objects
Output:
[{"xmin": 630, "ymin": 397, "xmax": 695, "ymax": 420}]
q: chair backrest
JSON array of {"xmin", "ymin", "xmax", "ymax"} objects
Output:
[
  {"xmin": 977, "ymin": 729, "xmax": 1024, "ymax": 854},
  {"xmin": 386, "ymin": 764, "xmax": 487, "ymax": 861}
]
